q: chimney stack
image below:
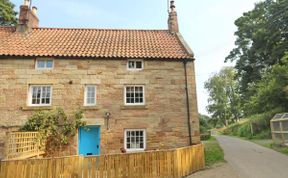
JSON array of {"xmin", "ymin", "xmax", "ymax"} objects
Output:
[
  {"xmin": 17, "ymin": 0, "xmax": 39, "ymax": 32},
  {"xmin": 168, "ymin": 0, "xmax": 179, "ymax": 33}
]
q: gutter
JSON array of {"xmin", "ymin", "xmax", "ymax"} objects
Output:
[{"xmin": 183, "ymin": 59, "xmax": 193, "ymax": 145}]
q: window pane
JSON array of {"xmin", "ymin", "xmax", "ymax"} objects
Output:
[
  {"xmin": 46, "ymin": 60, "xmax": 53, "ymax": 68},
  {"xmin": 130, "ymin": 98, "xmax": 134, "ymax": 103},
  {"xmin": 37, "ymin": 60, "xmax": 45, "ymax": 68},
  {"xmin": 32, "ymin": 99, "xmax": 37, "ymax": 104},
  {"xmin": 128, "ymin": 61, "xmax": 135, "ymax": 68},
  {"xmin": 136, "ymin": 61, "xmax": 142, "ymax": 69}
]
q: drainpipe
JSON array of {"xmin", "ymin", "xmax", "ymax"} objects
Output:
[{"xmin": 183, "ymin": 59, "xmax": 193, "ymax": 145}]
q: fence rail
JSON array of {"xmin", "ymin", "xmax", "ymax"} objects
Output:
[
  {"xmin": 0, "ymin": 144, "xmax": 205, "ymax": 178},
  {"xmin": 5, "ymin": 132, "xmax": 45, "ymax": 160}
]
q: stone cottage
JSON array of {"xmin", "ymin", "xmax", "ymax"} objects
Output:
[{"xmin": 0, "ymin": 0, "xmax": 200, "ymax": 158}]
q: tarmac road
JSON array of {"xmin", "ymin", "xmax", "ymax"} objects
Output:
[{"xmin": 217, "ymin": 136, "xmax": 288, "ymax": 178}]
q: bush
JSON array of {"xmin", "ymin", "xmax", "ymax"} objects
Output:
[
  {"xmin": 237, "ymin": 123, "xmax": 253, "ymax": 139},
  {"xmin": 201, "ymin": 131, "xmax": 211, "ymax": 141},
  {"xmin": 222, "ymin": 109, "xmax": 280, "ymax": 139},
  {"xmin": 21, "ymin": 108, "xmax": 86, "ymax": 156}
]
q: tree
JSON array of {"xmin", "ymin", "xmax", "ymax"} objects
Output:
[
  {"xmin": 204, "ymin": 67, "xmax": 241, "ymax": 126},
  {"xmin": 245, "ymin": 54, "xmax": 288, "ymax": 115},
  {"xmin": 0, "ymin": 0, "xmax": 17, "ymax": 26},
  {"xmin": 199, "ymin": 114, "xmax": 211, "ymax": 133},
  {"xmin": 225, "ymin": 0, "xmax": 288, "ymax": 100}
]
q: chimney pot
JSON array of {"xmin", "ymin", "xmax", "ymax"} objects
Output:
[
  {"xmin": 23, "ymin": 0, "xmax": 30, "ymax": 6},
  {"xmin": 32, "ymin": 6, "xmax": 37, "ymax": 14}
]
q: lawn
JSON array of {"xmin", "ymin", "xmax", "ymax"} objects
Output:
[{"xmin": 203, "ymin": 137, "xmax": 225, "ymax": 167}]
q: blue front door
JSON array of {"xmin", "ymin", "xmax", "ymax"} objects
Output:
[{"xmin": 78, "ymin": 126, "xmax": 100, "ymax": 156}]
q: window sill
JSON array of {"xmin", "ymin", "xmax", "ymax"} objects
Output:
[
  {"xmin": 125, "ymin": 149, "xmax": 145, "ymax": 153},
  {"xmin": 82, "ymin": 106, "xmax": 99, "ymax": 111},
  {"xmin": 20, "ymin": 106, "xmax": 53, "ymax": 111},
  {"xmin": 121, "ymin": 105, "xmax": 148, "ymax": 110}
]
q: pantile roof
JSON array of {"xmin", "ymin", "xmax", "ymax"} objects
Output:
[{"xmin": 0, "ymin": 27, "xmax": 193, "ymax": 60}]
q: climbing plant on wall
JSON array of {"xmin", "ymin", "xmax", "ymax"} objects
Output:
[{"xmin": 21, "ymin": 107, "xmax": 86, "ymax": 156}]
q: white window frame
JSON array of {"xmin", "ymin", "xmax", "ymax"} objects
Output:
[
  {"xmin": 127, "ymin": 59, "xmax": 144, "ymax": 71},
  {"xmin": 124, "ymin": 85, "xmax": 145, "ymax": 106},
  {"xmin": 35, "ymin": 59, "xmax": 54, "ymax": 70},
  {"xmin": 84, "ymin": 85, "xmax": 97, "ymax": 106},
  {"xmin": 28, "ymin": 85, "xmax": 52, "ymax": 106},
  {"xmin": 124, "ymin": 129, "xmax": 146, "ymax": 152}
]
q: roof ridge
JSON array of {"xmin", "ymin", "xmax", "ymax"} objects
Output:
[{"xmin": 32, "ymin": 27, "xmax": 169, "ymax": 32}]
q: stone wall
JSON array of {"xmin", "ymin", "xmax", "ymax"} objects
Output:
[{"xmin": 0, "ymin": 58, "xmax": 200, "ymax": 158}]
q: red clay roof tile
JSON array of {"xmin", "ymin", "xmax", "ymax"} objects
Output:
[{"xmin": 0, "ymin": 27, "xmax": 193, "ymax": 59}]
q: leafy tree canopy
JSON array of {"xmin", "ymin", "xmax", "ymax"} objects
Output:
[
  {"xmin": 204, "ymin": 67, "xmax": 241, "ymax": 126},
  {"xmin": 225, "ymin": 0, "xmax": 288, "ymax": 99},
  {"xmin": 0, "ymin": 0, "xmax": 17, "ymax": 26},
  {"xmin": 245, "ymin": 54, "xmax": 288, "ymax": 115}
]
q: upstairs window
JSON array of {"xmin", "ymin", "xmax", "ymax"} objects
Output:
[
  {"xmin": 124, "ymin": 85, "xmax": 145, "ymax": 105},
  {"xmin": 125, "ymin": 129, "xmax": 146, "ymax": 151},
  {"xmin": 36, "ymin": 59, "xmax": 53, "ymax": 69},
  {"xmin": 29, "ymin": 85, "xmax": 52, "ymax": 106},
  {"xmin": 84, "ymin": 85, "xmax": 97, "ymax": 106},
  {"xmin": 127, "ymin": 60, "xmax": 143, "ymax": 70}
]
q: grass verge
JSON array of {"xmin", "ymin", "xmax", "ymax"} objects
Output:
[
  {"xmin": 251, "ymin": 139, "xmax": 288, "ymax": 156},
  {"xmin": 204, "ymin": 137, "xmax": 225, "ymax": 167}
]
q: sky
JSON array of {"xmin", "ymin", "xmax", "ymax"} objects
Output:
[{"xmin": 12, "ymin": 0, "xmax": 262, "ymax": 115}]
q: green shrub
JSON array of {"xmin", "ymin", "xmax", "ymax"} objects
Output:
[
  {"xmin": 201, "ymin": 132, "xmax": 211, "ymax": 141},
  {"xmin": 21, "ymin": 108, "xmax": 86, "ymax": 156},
  {"xmin": 237, "ymin": 123, "xmax": 253, "ymax": 139},
  {"xmin": 222, "ymin": 109, "xmax": 280, "ymax": 139}
]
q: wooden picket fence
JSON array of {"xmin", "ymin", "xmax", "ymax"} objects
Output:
[
  {"xmin": 5, "ymin": 132, "xmax": 45, "ymax": 160},
  {"xmin": 0, "ymin": 144, "xmax": 205, "ymax": 178}
]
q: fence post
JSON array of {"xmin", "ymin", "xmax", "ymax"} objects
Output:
[
  {"xmin": 4, "ymin": 132, "xmax": 10, "ymax": 160},
  {"xmin": 173, "ymin": 148, "xmax": 180, "ymax": 178},
  {"xmin": 201, "ymin": 144, "xmax": 205, "ymax": 169},
  {"xmin": 78, "ymin": 156, "xmax": 83, "ymax": 178}
]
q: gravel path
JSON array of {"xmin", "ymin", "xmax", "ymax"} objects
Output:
[{"xmin": 217, "ymin": 136, "xmax": 288, "ymax": 178}]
